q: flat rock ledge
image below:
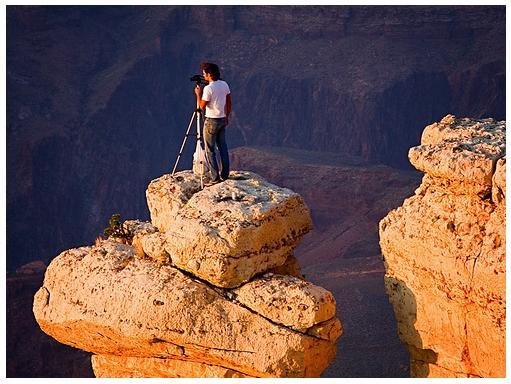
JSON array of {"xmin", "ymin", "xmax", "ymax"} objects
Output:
[
  {"xmin": 147, "ymin": 170, "xmax": 313, "ymax": 288},
  {"xmin": 408, "ymin": 114, "xmax": 505, "ymax": 195},
  {"xmin": 34, "ymin": 171, "xmax": 340, "ymax": 378},
  {"xmin": 380, "ymin": 115, "xmax": 505, "ymax": 378}
]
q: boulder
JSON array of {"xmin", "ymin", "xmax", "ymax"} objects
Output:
[
  {"xmin": 146, "ymin": 173, "xmax": 203, "ymax": 232},
  {"xmin": 408, "ymin": 114, "xmax": 505, "ymax": 195},
  {"xmin": 148, "ymin": 170, "xmax": 313, "ymax": 288},
  {"xmin": 33, "ymin": 240, "xmax": 338, "ymax": 377},
  {"xmin": 233, "ymin": 273, "xmax": 337, "ymax": 331}
]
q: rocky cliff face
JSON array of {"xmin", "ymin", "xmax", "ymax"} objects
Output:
[
  {"xmin": 33, "ymin": 171, "xmax": 341, "ymax": 377},
  {"xmin": 7, "ymin": 5, "xmax": 505, "ymax": 271},
  {"xmin": 379, "ymin": 115, "xmax": 505, "ymax": 377}
]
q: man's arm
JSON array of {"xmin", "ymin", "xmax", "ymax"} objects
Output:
[
  {"xmin": 195, "ymin": 85, "xmax": 208, "ymax": 110},
  {"xmin": 225, "ymin": 93, "xmax": 231, "ymax": 124}
]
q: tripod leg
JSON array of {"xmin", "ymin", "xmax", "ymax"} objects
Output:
[
  {"xmin": 172, "ymin": 111, "xmax": 196, "ymax": 175},
  {"xmin": 195, "ymin": 108, "xmax": 205, "ymax": 189}
]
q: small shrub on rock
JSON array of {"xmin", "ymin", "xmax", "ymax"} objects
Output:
[{"xmin": 103, "ymin": 213, "xmax": 134, "ymax": 245}]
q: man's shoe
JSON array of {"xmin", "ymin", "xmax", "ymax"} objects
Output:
[{"xmin": 204, "ymin": 179, "xmax": 220, "ymax": 187}]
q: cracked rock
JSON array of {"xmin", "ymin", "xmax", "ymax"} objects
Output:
[
  {"xmin": 91, "ymin": 355, "xmax": 253, "ymax": 378},
  {"xmin": 34, "ymin": 171, "xmax": 339, "ymax": 378},
  {"xmin": 148, "ymin": 170, "xmax": 313, "ymax": 288},
  {"xmin": 408, "ymin": 114, "xmax": 505, "ymax": 196},
  {"xmin": 33, "ymin": 240, "xmax": 337, "ymax": 377},
  {"xmin": 233, "ymin": 273, "xmax": 336, "ymax": 331}
]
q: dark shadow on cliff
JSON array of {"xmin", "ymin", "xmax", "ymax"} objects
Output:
[{"xmin": 384, "ymin": 276, "xmax": 438, "ymax": 377}]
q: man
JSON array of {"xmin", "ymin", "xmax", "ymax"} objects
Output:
[{"xmin": 194, "ymin": 62, "xmax": 231, "ymax": 186}]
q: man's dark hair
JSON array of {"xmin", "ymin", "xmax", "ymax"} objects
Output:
[{"xmin": 201, "ymin": 62, "xmax": 220, "ymax": 81}]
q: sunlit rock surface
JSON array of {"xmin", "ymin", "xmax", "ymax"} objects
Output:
[
  {"xmin": 380, "ymin": 115, "xmax": 505, "ymax": 377},
  {"xmin": 34, "ymin": 172, "xmax": 340, "ymax": 377},
  {"xmin": 147, "ymin": 171, "xmax": 313, "ymax": 288}
]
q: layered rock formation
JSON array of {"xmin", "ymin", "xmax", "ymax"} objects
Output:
[
  {"xmin": 147, "ymin": 172, "xmax": 313, "ymax": 288},
  {"xmin": 33, "ymin": 171, "xmax": 341, "ymax": 377},
  {"xmin": 228, "ymin": 147, "xmax": 422, "ymax": 377},
  {"xmin": 7, "ymin": 6, "xmax": 505, "ymax": 274},
  {"xmin": 379, "ymin": 115, "xmax": 505, "ymax": 377}
]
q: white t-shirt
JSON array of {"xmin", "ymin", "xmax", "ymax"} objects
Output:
[{"xmin": 202, "ymin": 80, "xmax": 230, "ymax": 118}]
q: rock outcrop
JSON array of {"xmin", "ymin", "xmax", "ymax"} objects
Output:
[
  {"xmin": 379, "ymin": 115, "xmax": 505, "ymax": 377},
  {"xmin": 147, "ymin": 171, "xmax": 313, "ymax": 288},
  {"xmin": 33, "ymin": 171, "xmax": 341, "ymax": 378}
]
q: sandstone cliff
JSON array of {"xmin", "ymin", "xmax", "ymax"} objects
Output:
[
  {"xmin": 33, "ymin": 171, "xmax": 341, "ymax": 378},
  {"xmin": 379, "ymin": 115, "xmax": 505, "ymax": 377}
]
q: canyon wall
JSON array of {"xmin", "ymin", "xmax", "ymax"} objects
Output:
[
  {"xmin": 379, "ymin": 115, "xmax": 505, "ymax": 377},
  {"xmin": 7, "ymin": 5, "xmax": 505, "ymax": 270}
]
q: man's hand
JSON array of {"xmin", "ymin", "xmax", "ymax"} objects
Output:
[
  {"xmin": 224, "ymin": 94, "xmax": 231, "ymax": 125},
  {"xmin": 195, "ymin": 85, "xmax": 208, "ymax": 110}
]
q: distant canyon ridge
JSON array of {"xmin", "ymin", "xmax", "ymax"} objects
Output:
[{"xmin": 7, "ymin": 5, "xmax": 505, "ymax": 270}]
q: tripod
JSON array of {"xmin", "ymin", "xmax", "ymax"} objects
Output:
[{"xmin": 172, "ymin": 99, "xmax": 208, "ymax": 188}]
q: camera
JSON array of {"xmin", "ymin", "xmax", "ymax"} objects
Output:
[{"xmin": 190, "ymin": 74, "xmax": 209, "ymax": 86}]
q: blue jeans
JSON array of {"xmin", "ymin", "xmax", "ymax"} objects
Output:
[{"xmin": 203, "ymin": 117, "xmax": 229, "ymax": 181}]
